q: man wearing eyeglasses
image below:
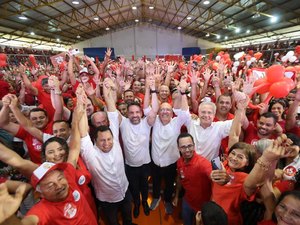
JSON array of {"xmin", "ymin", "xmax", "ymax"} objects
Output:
[{"xmin": 172, "ymin": 132, "xmax": 212, "ymax": 225}]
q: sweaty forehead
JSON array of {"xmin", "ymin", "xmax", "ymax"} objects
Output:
[{"xmin": 160, "ymin": 103, "xmax": 172, "ymax": 109}]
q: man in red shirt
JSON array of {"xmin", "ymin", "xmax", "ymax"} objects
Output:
[
  {"xmin": 243, "ymin": 112, "xmax": 282, "ymax": 145},
  {"xmin": 3, "ymin": 162, "xmax": 98, "ymax": 225},
  {"xmin": 173, "ymin": 133, "xmax": 212, "ymax": 225}
]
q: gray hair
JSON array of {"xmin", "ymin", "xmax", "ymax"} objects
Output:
[{"xmin": 199, "ymin": 101, "xmax": 216, "ymax": 115}]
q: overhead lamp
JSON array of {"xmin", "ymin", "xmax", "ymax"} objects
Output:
[
  {"xmin": 270, "ymin": 16, "xmax": 278, "ymax": 23},
  {"xmin": 216, "ymin": 35, "xmax": 220, "ymax": 39},
  {"xmin": 57, "ymin": 38, "xmax": 60, "ymax": 42},
  {"xmin": 203, "ymin": 1, "xmax": 210, "ymax": 5},
  {"xmin": 235, "ymin": 27, "xmax": 241, "ymax": 33},
  {"xmin": 246, "ymin": 29, "xmax": 250, "ymax": 34},
  {"xmin": 72, "ymin": 1, "xmax": 80, "ymax": 4},
  {"xmin": 77, "ymin": 35, "xmax": 81, "ymax": 38},
  {"xmin": 132, "ymin": 6, "xmax": 137, "ymax": 10},
  {"xmin": 94, "ymin": 17, "xmax": 99, "ymax": 21},
  {"xmin": 187, "ymin": 16, "xmax": 192, "ymax": 20},
  {"xmin": 206, "ymin": 33, "xmax": 210, "ymax": 37},
  {"xmin": 178, "ymin": 26, "xmax": 182, "ymax": 30},
  {"xmin": 30, "ymin": 32, "xmax": 35, "ymax": 35},
  {"xmin": 149, "ymin": 6, "xmax": 154, "ymax": 10},
  {"xmin": 105, "ymin": 27, "xmax": 110, "ymax": 31},
  {"xmin": 135, "ymin": 19, "xmax": 139, "ymax": 22},
  {"xmin": 225, "ymin": 36, "xmax": 228, "ymax": 40},
  {"xmin": 18, "ymin": 15, "xmax": 28, "ymax": 20}
]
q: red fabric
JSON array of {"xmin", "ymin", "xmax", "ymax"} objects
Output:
[
  {"xmin": 177, "ymin": 153, "xmax": 212, "ymax": 211},
  {"xmin": 274, "ymin": 180, "xmax": 295, "ymax": 193},
  {"xmin": 0, "ymin": 80, "xmax": 10, "ymax": 100},
  {"xmin": 73, "ymin": 77, "xmax": 96, "ymax": 92},
  {"xmin": 37, "ymin": 90, "xmax": 55, "ymax": 122},
  {"xmin": 15, "ymin": 122, "xmax": 53, "ymax": 164},
  {"xmin": 75, "ymin": 157, "xmax": 97, "ymax": 217},
  {"xmin": 258, "ymin": 220, "xmax": 276, "ymax": 225},
  {"xmin": 243, "ymin": 122, "xmax": 276, "ymax": 145},
  {"xmin": 277, "ymin": 120, "xmax": 286, "ymax": 133},
  {"xmin": 26, "ymin": 163, "xmax": 97, "ymax": 225},
  {"xmin": 214, "ymin": 113, "xmax": 234, "ymax": 153},
  {"xmin": 212, "ymin": 167, "xmax": 256, "ymax": 225}
]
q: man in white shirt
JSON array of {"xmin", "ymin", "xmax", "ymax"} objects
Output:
[
  {"xmin": 108, "ymin": 75, "xmax": 159, "ymax": 218},
  {"xmin": 147, "ymin": 79, "xmax": 189, "ymax": 215},
  {"xmin": 78, "ymin": 84, "xmax": 135, "ymax": 225}
]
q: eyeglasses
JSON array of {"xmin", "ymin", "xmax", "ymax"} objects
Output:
[{"xmin": 179, "ymin": 144, "xmax": 194, "ymax": 152}]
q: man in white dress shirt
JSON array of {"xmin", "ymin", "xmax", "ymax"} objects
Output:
[
  {"xmin": 147, "ymin": 79, "xmax": 189, "ymax": 215},
  {"xmin": 78, "ymin": 84, "xmax": 135, "ymax": 225}
]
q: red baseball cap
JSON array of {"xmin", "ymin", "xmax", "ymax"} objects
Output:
[{"xmin": 31, "ymin": 162, "xmax": 68, "ymax": 189}]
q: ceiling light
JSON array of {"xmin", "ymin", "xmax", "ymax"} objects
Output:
[
  {"xmin": 132, "ymin": 6, "xmax": 137, "ymax": 10},
  {"xmin": 178, "ymin": 26, "xmax": 182, "ymax": 30},
  {"xmin": 105, "ymin": 27, "xmax": 110, "ymax": 31},
  {"xmin": 235, "ymin": 27, "xmax": 241, "ymax": 33},
  {"xmin": 225, "ymin": 36, "xmax": 228, "ymax": 40},
  {"xmin": 77, "ymin": 35, "xmax": 81, "ymax": 38},
  {"xmin": 30, "ymin": 32, "xmax": 35, "ymax": 35},
  {"xmin": 135, "ymin": 19, "xmax": 139, "ymax": 22},
  {"xmin": 187, "ymin": 16, "xmax": 192, "ymax": 20},
  {"xmin": 270, "ymin": 16, "xmax": 278, "ymax": 23},
  {"xmin": 72, "ymin": 1, "xmax": 80, "ymax": 4},
  {"xmin": 206, "ymin": 33, "xmax": 210, "ymax": 37},
  {"xmin": 57, "ymin": 38, "xmax": 60, "ymax": 42},
  {"xmin": 149, "ymin": 6, "xmax": 154, "ymax": 10},
  {"xmin": 252, "ymin": 12, "xmax": 261, "ymax": 19},
  {"xmin": 246, "ymin": 29, "xmax": 250, "ymax": 34},
  {"xmin": 94, "ymin": 17, "xmax": 99, "ymax": 21},
  {"xmin": 18, "ymin": 15, "xmax": 28, "ymax": 20},
  {"xmin": 203, "ymin": 1, "xmax": 210, "ymax": 5},
  {"xmin": 216, "ymin": 35, "xmax": 220, "ymax": 39}
]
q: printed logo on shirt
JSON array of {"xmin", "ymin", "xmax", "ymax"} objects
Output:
[
  {"xmin": 32, "ymin": 138, "xmax": 42, "ymax": 151},
  {"xmin": 284, "ymin": 166, "xmax": 297, "ymax": 180},
  {"xmin": 72, "ymin": 190, "xmax": 81, "ymax": 202},
  {"xmin": 64, "ymin": 203, "xmax": 77, "ymax": 219},
  {"xmin": 78, "ymin": 175, "xmax": 86, "ymax": 185}
]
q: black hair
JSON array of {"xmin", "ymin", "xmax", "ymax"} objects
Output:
[
  {"xmin": 268, "ymin": 98, "xmax": 288, "ymax": 119},
  {"xmin": 216, "ymin": 93, "xmax": 232, "ymax": 103},
  {"xmin": 286, "ymin": 133, "xmax": 300, "ymax": 147},
  {"xmin": 29, "ymin": 108, "xmax": 48, "ymax": 118},
  {"xmin": 201, "ymin": 201, "xmax": 228, "ymax": 225},
  {"xmin": 127, "ymin": 101, "xmax": 141, "ymax": 110},
  {"xmin": 53, "ymin": 120, "xmax": 71, "ymax": 128},
  {"xmin": 177, "ymin": 133, "xmax": 195, "ymax": 146},
  {"xmin": 259, "ymin": 112, "xmax": 278, "ymax": 124},
  {"xmin": 41, "ymin": 137, "xmax": 69, "ymax": 162},
  {"xmin": 94, "ymin": 125, "xmax": 113, "ymax": 142}
]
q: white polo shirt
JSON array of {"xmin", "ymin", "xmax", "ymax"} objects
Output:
[
  {"xmin": 151, "ymin": 109, "xmax": 189, "ymax": 167},
  {"xmin": 120, "ymin": 116, "xmax": 151, "ymax": 167},
  {"xmin": 80, "ymin": 111, "xmax": 128, "ymax": 203},
  {"xmin": 186, "ymin": 117, "xmax": 233, "ymax": 161}
]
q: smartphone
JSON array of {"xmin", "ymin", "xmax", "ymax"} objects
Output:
[{"xmin": 211, "ymin": 156, "xmax": 222, "ymax": 170}]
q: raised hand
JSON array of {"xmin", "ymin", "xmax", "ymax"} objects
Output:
[
  {"xmin": 167, "ymin": 61, "xmax": 176, "ymax": 74},
  {"xmin": 202, "ymin": 68, "xmax": 212, "ymax": 82},
  {"xmin": 83, "ymin": 82, "xmax": 95, "ymax": 96},
  {"xmin": 105, "ymin": 47, "xmax": 112, "ymax": 59},
  {"xmin": 189, "ymin": 69, "xmax": 199, "ymax": 85}
]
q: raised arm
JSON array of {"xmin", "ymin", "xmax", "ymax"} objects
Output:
[
  {"xmin": 85, "ymin": 56, "xmax": 100, "ymax": 81},
  {"xmin": 286, "ymin": 88, "xmax": 300, "ymax": 131},
  {"xmin": 146, "ymin": 75, "xmax": 159, "ymax": 126},
  {"xmin": 67, "ymin": 102, "xmax": 84, "ymax": 167},
  {"xmin": 19, "ymin": 65, "xmax": 38, "ymax": 96},
  {"xmin": 67, "ymin": 55, "xmax": 77, "ymax": 86},
  {"xmin": 243, "ymin": 134, "xmax": 291, "ymax": 197},
  {"xmin": 48, "ymin": 75, "xmax": 63, "ymax": 121},
  {"xmin": 199, "ymin": 68, "xmax": 212, "ymax": 101},
  {"xmin": 189, "ymin": 69, "xmax": 199, "ymax": 114}
]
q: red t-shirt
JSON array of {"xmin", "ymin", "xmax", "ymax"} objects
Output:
[
  {"xmin": 214, "ymin": 113, "xmax": 234, "ymax": 154},
  {"xmin": 26, "ymin": 163, "xmax": 97, "ymax": 225},
  {"xmin": 0, "ymin": 80, "xmax": 10, "ymax": 100},
  {"xmin": 258, "ymin": 220, "xmax": 276, "ymax": 225},
  {"xmin": 37, "ymin": 90, "xmax": 55, "ymax": 122},
  {"xmin": 177, "ymin": 153, "xmax": 212, "ymax": 211},
  {"xmin": 244, "ymin": 122, "xmax": 276, "ymax": 145},
  {"xmin": 212, "ymin": 166, "xmax": 256, "ymax": 225},
  {"xmin": 15, "ymin": 122, "xmax": 53, "ymax": 164}
]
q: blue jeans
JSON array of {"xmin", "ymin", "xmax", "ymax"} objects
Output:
[{"xmin": 182, "ymin": 198, "xmax": 196, "ymax": 225}]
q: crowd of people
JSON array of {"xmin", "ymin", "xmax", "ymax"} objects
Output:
[{"xmin": 0, "ymin": 45, "xmax": 299, "ymax": 225}]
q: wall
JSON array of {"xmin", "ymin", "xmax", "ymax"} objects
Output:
[{"xmin": 74, "ymin": 23, "xmax": 219, "ymax": 58}]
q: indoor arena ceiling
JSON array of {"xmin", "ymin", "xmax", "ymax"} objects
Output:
[{"xmin": 0, "ymin": 0, "xmax": 300, "ymax": 47}]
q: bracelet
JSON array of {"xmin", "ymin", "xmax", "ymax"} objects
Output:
[
  {"xmin": 150, "ymin": 89, "xmax": 157, "ymax": 94},
  {"xmin": 256, "ymin": 158, "xmax": 270, "ymax": 171},
  {"xmin": 54, "ymin": 90, "xmax": 62, "ymax": 95}
]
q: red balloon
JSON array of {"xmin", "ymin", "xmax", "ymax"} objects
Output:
[
  {"xmin": 223, "ymin": 53, "xmax": 230, "ymax": 60},
  {"xmin": 0, "ymin": 53, "xmax": 7, "ymax": 61},
  {"xmin": 266, "ymin": 65, "xmax": 285, "ymax": 83},
  {"xmin": 29, "ymin": 54, "xmax": 38, "ymax": 68},
  {"xmin": 254, "ymin": 52, "xmax": 263, "ymax": 60},
  {"xmin": 254, "ymin": 77, "xmax": 271, "ymax": 94},
  {"xmin": 269, "ymin": 81, "xmax": 290, "ymax": 98},
  {"xmin": 0, "ymin": 60, "xmax": 7, "ymax": 67},
  {"xmin": 282, "ymin": 77, "xmax": 296, "ymax": 90},
  {"xmin": 248, "ymin": 50, "xmax": 254, "ymax": 56},
  {"xmin": 295, "ymin": 45, "xmax": 300, "ymax": 55}
]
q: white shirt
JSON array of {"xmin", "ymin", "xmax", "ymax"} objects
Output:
[
  {"xmin": 151, "ymin": 109, "xmax": 189, "ymax": 167},
  {"xmin": 186, "ymin": 117, "xmax": 233, "ymax": 161},
  {"xmin": 120, "ymin": 116, "xmax": 151, "ymax": 167},
  {"xmin": 80, "ymin": 111, "xmax": 128, "ymax": 202}
]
